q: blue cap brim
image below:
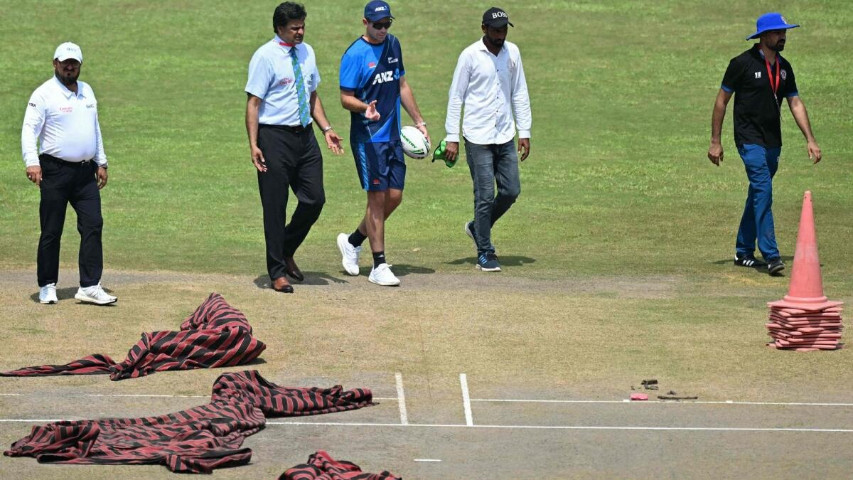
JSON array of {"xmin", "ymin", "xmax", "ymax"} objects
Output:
[{"xmin": 746, "ymin": 23, "xmax": 799, "ymax": 40}]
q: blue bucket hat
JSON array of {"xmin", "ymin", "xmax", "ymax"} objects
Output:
[
  {"xmin": 746, "ymin": 12, "xmax": 799, "ymax": 40},
  {"xmin": 364, "ymin": 0, "xmax": 393, "ymax": 22}
]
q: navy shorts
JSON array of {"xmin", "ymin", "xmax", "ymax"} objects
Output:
[{"xmin": 352, "ymin": 139, "xmax": 406, "ymax": 191}]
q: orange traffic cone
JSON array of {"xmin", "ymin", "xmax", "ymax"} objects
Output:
[{"xmin": 768, "ymin": 191, "xmax": 843, "ymax": 311}]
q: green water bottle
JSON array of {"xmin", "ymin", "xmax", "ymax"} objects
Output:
[{"xmin": 431, "ymin": 139, "xmax": 455, "ymax": 168}]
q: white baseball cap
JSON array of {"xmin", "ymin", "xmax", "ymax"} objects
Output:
[{"xmin": 54, "ymin": 42, "xmax": 83, "ymax": 63}]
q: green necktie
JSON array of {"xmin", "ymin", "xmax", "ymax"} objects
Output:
[{"xmin": 290, "ymin": 47, "xmax": 311, "ymax": 127}]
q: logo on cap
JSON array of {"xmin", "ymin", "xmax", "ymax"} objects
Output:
[
  {"xmin": 482, "ymin": 7, "xmax": 514, "ymax": 27},
  {"xmin": 54, "ymin": 42, "xmax": 83, "ymax": 63},
  {"xmin": 364, "ymin": 1, "xmax": 394, "ymax": 21}
]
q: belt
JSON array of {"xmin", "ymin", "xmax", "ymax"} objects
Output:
[
  {"xmin": 260, "ymin": 124, "xmax": 313, "ymax": 133},
  {"xmin": 40, "ymin": 154, "xmax": 93, "ymax": 166}
]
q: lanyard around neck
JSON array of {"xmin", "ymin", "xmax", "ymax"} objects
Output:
[{"xmin": 765, "ymin": 57, "xmax": 780, "ymax": 97}]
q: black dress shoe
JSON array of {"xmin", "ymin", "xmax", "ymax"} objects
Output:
[
  {"xmin": 272, "ymin": 277, "xmax": 294, "ymax": 293},
  {"xmin": 284, "ymin": 257, "xmax": 304, "ymax": 282}
]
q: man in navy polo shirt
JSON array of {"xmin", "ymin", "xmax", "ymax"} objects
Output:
[
  {"xmin": 708, "ymin": 12, "xmax": 822, "ymax": 276},
  {"xmin": 336, "ymin": 0, "xmax": 429, "ymax": 287}
]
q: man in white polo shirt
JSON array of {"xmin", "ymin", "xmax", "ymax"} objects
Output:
[
  {"xmin": 246, "ymin": 2, "xmax": 343, "ymax": 293},
  {"xmin": 21, "ymin": 42, "xmax": 117, "ymax": 305},
  {"xmin": 443, "ymin": 7, "xmax": 532, "ymax": 273}
]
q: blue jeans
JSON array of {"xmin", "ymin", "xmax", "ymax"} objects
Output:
[
  {"xmin": 465, "ymin": 139, "xmax": 521, "ymax": 255},
  {"xmin": 736, "ymin": 144, "xmax": 781, "ymax": 261}
]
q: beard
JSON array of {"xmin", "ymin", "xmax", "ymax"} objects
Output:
[
  {"xmin": 771, "ymin": 41, "xmax": 786, "ymax": 52},
  {"xmin": 55, "ymin": 69, "xmax": 79, "ymax": 86},
  {"xmin": 484, "ymin": 36, "xmax": 504, "ymax": 48}
]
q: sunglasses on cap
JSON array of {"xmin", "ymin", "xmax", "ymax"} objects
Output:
[{"xmin": 372, "ymin": 21, "xmax": 392, "ymax": 30}]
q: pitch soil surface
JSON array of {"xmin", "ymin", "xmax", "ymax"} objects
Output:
[{"xmin": 1, "ymin": 268, "xmax": 851, "ymax": 479}]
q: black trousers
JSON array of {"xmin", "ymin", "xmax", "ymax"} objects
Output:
[
  {"xmin": 257, "ymin": 124, "xmax": 325, "ymax": 280},
  {"xmin": 37, "ymin": 154, "xmax": 104, "ymax": 288}
]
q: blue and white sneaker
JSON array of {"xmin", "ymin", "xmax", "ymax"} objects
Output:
[{"xmin": 477, "ymin": 253, "xmax": 501, "ymax": 272}]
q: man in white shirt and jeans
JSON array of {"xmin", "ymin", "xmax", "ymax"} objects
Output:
[
  {"xmin": 21, "ymin": 42, "xmax": 116, "ymax": 305},
  {"xmin": 444, "ymin": 7, "xmax": 531, "ymax": 272}
]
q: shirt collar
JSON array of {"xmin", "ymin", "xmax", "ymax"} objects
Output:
[
  {"xmin": 51, "ymin": 75, "xmax": 82, "ymax": 99},
  {"xmin": 275, "ymin": 35, "xmax": 297, "ymax": 51},
  {"xmin": 477, "ymin": 38, "xmax": 505, "ymax": 55},
  {"xmin": 752, "ymin": 43, "xmax": 782, "ymax": 63}
]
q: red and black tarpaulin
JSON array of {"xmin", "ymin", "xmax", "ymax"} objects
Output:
[
  {"xmin": 281, "ymin": 450, "xmax": 401, "ymax": 480},
  {"xmin": 0, "ymin": 293, "xmax": 266, "ymax": 380},
  {"xmin": 4, "ymin": 371, "xmax": 374, "ymax": 473}
]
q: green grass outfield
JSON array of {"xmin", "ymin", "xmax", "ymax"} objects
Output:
[{"xmin": 1, "ymin": 0, "xmax": 851, "ymax": 282}]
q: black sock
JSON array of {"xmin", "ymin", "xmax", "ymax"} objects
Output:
[
  {"xmin": 373, "ymin": 251, "xmax": 386, "ymax": 268},
  {"xmin": 349, "ymin": 229, "xmax": 367, "ymax": 247}
]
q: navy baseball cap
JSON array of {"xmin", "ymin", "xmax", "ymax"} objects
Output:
[
  {"xmin": 482, "ymin": 7, "xmax": 513, "ymax": 28},
  {"xmin": 364, "ymin": 0, "xmax": 393, "ymax": 21},
  {"xmin": 746, "ymin": 12, "xmax": 799, "ymax": 40}
]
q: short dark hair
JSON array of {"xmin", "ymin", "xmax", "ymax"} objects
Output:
[{"xmin": 273, "ymin": 2, "xmax": 307, "ymax": 33}]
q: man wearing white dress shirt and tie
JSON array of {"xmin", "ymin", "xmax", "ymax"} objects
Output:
[
  {"xmin": 444, "ymin": 7, "xmax": 532, "ymax": 273},
  {"xmin": 22, "ymin": 42, "xmax": 117, "ymax": 305},
  {"xmin": 246, "ymin": 2, "xmax": 343, "ymax": 293}
]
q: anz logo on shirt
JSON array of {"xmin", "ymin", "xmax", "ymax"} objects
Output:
[{"xmin": 371, "ymin": 69, "xmax": 399, "ymax": 85}]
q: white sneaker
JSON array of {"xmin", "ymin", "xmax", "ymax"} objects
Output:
[
  {"xmin": 337, "ymin": 233, "xmax": 362, "ymax": 276},
  {"xmin": 39, "ymin": 283, "xmax": 58, "ymax": 304},
  {"xmin": 369, "ymin": 263, "xmax": 400, "ymax": 286},
  {"xmin": 75, "ymin": 284, "xmax": 117, "ymax": 305}
]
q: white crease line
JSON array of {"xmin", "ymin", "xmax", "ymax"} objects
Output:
[
  {"xmin": 472, "ymin": 398, "xmax": 853, "ymax": 407},
  {"xmin": 0, "ymin": 393, "xmax": 398, "ymax": 401},
  {"xmin": 2, "ymin": 419, "xmax": 851, "ymax": 433},
  {"xmin": 263, "ymin": 421, "xmax": 853, "ymax": 433},
  {"xmin": 3, "ymin": 392, "xmax": 851, "ymax": 407},
  {"xmin": 460, "ymin": 373, "xmax": 473, "ymax": 426},
  {"xmin": 0, "ymin": 393, "xmax": 207, "ymax": 398},
  {"xmin": 696, "ymin": 401, "xmax": 853, "ymax": 407},
  {"xmin": 395, "ymin": 372, "xmax": 408, "ymax": 425},
  {"xmin": 0, "ymin": 419, "xmax": 65, "ymax": 423},
  {"xmin": 414, "ymin": 459, "xmax": 442, "ymax": 462}
]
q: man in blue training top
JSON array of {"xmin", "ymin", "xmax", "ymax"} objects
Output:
[{"xmin": 336, "ymin": 0, "xmax": 429, "ymax": 287}]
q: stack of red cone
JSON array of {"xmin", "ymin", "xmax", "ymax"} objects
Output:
[{"xmin": 766, "ymin": 191, "xmax": 844, "ymax": 351}]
